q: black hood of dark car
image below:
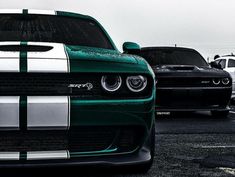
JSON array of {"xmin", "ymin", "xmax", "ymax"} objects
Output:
[{"xmin": 153, "ymin": 65, "xmax": 231, "ymax": 78}]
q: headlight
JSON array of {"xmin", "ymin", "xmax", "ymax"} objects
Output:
[
  {"xmin": 212, "ymin": 78, "xmax": 220, "ymax": 85},
  {"xmin": 222, "ymin": 78, "xmax": 230, "ymax": 85},
  {"xmin": 101, "ymin": 75, "xmax": 122, "ymax": 92},
  {"xmin": 126, "ymin": 75, "xmax": 147, "ymax": 92}
]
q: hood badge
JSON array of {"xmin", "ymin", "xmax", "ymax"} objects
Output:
[
  {"xmin": 68, "ymin": 83, "xmax": 93, "ymax": 91},
  {"xmin": 201, "ymin": 81, "xmax": 210, "ymax": 84}
]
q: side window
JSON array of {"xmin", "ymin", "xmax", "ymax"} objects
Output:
[
  {"xmin": 214, "ymin": 59, "xmax": 221, "ymax": 64},
  {"xmin": 218, "ymin": 59, "xmax": 226, "ymax": 69},
  {"xmin": 228, "ymin": 59, "xmax": 235, "ymax": 67}
]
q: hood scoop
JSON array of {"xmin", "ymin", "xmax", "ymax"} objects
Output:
[
  {"xmin": 0, "ymin": 45, "xmax": 53, "ymax": 52},
  {"xmin": 162, "ymin": 65, "xmax": 197, "ymax": 71}
]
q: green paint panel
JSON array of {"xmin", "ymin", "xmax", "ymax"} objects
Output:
[
  {"xmin": 19, "ymin": 96, "xmax": 27, "ymax": 131},
  {"xmin": 20, "ymin": 42, "xmax": 27, "ymax": 72},
  {"xmin": 65, "ymin": 45, "xmax": 151, "ymax": 74},
  {"xmin": 22, "ymin": 9, "xmax": 28, "ymax": 15}
]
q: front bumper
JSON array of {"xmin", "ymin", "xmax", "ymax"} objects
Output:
[
  {"xmin": 156, "ymin": 87, "xmax": 232, "ymax": 111},
  {"xmin": 0, "ymin": 145, "xmax": 151, "ymax": 168},
  {"xmin": 0, "ymin": 95, "xmax": 155, "ymax": 166}
]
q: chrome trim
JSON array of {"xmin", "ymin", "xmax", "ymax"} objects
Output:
[{"xmin": 27, "ymin": 150, "xmax": 69, "ymax": 160}]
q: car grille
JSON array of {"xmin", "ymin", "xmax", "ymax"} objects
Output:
[
  {"xmin": 0, "ymin": 127, "xmax": 143, "ymax": 153},
  {"xmin": 0, "ymin": 73, "xmax": 152, "ymax": 98},
  {"xmin": 157, "ymin": 77, "xmax": 222, "ymax": 87},
  {"xmin": 0, "ymin": 73, "xmax": 101, "ymax": 97}
]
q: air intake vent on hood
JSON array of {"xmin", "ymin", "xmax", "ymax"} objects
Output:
[
  {"xmin": 0, "ymin": 45, "xmax": 53, "ymax": 52},
  {"xmin": 165, "ymin": 65, "xmax": 196, "ymax": 71}
]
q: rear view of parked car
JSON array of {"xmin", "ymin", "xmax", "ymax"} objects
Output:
[{"xmin": 128, "ymin": 46, "xmax": 232, "ymax": 117}]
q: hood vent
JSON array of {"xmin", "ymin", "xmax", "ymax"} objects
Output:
[
  {"xmin": 0, "ymin": 45, "xmax": 53, "ymax": 52},
  {"xmin": 163, "ymin": 65, "xmax": 196, "ymax": 71}
]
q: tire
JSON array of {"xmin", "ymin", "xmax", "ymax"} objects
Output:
[
  {"xmin": 127, "ymin": 122, "xmax": 155, "ymax": 173},
  {"xmin": 211, "ymin": 110, "xmax": 229, "ymax": 118}
]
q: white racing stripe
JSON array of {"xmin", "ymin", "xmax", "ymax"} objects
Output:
[
  {"xmin": 27, "ymin": 42, "xmax": 69, "ymax": 73},
  {"xmin": 28, "ymin": 9, "xmax": 56, "ymax": 15},
  {"xmin": 0, "ymin": 42, "xmax": 20, "ymax": 72},
  {"xmin": 0, "ymin": 97, "xmax": 20, "ymax": 130},
  {"xmin": 27, "ymin": 96, "xmax": 70, "ymax": 130},
  {"xmin": 27, "ymin": 150, "xmax": 69, "ymax": 160},
  {"xmin": 0, "ymin": 152, "xmax": 20, "ymax": 160},
  {"xmin": 26, "ymin": 42, "xmax": 70, "ymax": 130},
  {"xmin": 0, "ymin": 9, "xmax": 22, "ymax": 14}
]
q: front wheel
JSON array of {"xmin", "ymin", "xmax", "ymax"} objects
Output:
[{"xmin": 211, "ymin": 110, "xmax": 229, "ymax": 118}]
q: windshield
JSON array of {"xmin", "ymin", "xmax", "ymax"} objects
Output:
[
  {"xmin": 0, "ymin": 14, "xmax": 114, "ymax": 49},
  {"xmin": 140, "ymin": 48, "xmax": 208, "ymax": 67}
]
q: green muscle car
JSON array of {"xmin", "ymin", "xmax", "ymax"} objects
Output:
[{"xmin": 0, "ymin": 9, "xmax": 155, "ymax": 172}]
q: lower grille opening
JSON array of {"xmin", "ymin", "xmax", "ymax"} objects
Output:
[{"xmin": 0, "ymin": 127, "xmax": 144, "ymax": 153}]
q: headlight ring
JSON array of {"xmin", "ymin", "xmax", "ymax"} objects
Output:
[
  {"xmin": 126, "ymin": 75, "xmax": 147, "ymax": 92},
  {"xmin": 101, "ymin": 75, "xmax": 122, "ymax": 92},
  {"xmin": 222, "ymin": 78, "xmax": 230, "ymax": 85}
]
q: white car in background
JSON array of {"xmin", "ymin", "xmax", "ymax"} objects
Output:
[{"xmin": 214, "ymin": 56, "xmax": 235, "ymax": 99}]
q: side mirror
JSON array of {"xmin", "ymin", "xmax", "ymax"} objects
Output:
[
  {"xmin": 210, "ymin": 61, "xmax": 222, "ymax": 69},
  {"xmin": 122, "ymin": 42, "xmax": 140, "ymax": 54}
]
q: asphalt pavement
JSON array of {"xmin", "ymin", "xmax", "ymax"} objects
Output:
[{"xmin": 2, "ymin": 107, "xmax": 235, "ymax": 177}]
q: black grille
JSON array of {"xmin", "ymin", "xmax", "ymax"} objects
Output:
[
  {"xmin": 0, "ymin": 127, "xmax": 143, "ymax": 153},
  {"xmin": 0, "ymin": 73, "xmax": 100, "ymax": 97},
  {"xmin": 0, "ymin": 73, "xmax": 152, "ymax": 98},
  {"xmin": 157, "ymin": 77, "xmax": 223, "ymax": 87}
]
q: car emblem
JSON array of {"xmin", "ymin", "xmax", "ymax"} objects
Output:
[
  {"xmin": 68, "ymin": 83, "xmax": 93, "ymax": 91},
  {"xmin": 201, "ymin": 81, "xmax": 210, "ymax": 84}
]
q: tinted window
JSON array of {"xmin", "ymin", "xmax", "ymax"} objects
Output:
[
  {"xmin": 215, "ymin": 59, "xmax": 226, "ymax": 69},
  {"xmin": 0, "ymin": 14, "xmax": 114, "ymax": 49},
  {"xmin": 228, "ymin": 59, "xmax": 235, "ymax": 67},
  {"xmin": 140, "ymin": 49, "xmax": 208, "ymax": 67}
]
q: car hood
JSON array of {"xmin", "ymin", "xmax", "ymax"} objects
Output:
[
  {"xmin": 154, "ymin": 65, "xmax": 231, "ymax": 78},
  {"xmin": 66, "ymin": 45, "xmax": 137, "ymax": 64},
  {"xmin": 0, "ymin": 42, "xmax": 151, "ymax": 74}
]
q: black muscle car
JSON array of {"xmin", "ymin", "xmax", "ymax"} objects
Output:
[{"xmin": 130, "ymin": 46, "xmax": 232, "ymax": 117}]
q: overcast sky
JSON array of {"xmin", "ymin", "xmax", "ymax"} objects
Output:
[{"xmin": 0, "ymin": 0, "xmax": 235, "ymax": 60}]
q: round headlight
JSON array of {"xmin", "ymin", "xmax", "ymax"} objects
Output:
[
  {"xmin": 126, "ymin": 75, "xmax": 147, "ymax": 92},
  {"xmin": 222, "ymin": 78, "xmax": 230, "ymax": 85},
  {"xmin": 212, "ymin": 78, "xmax": 220, "ymax": 85},
  {"xmin": 101, "ymin": 75, "xmax": 122, "ymax": 92}
]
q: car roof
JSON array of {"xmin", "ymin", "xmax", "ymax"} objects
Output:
[
  {"xmin": 0, "ymin": 9, "xmax": 94, "ymax": 20},
  {"xmin": 141, "ymin": 46, "xmax": 198, "ymax": 52},
  {"xmin": 216, "ymin": 56, "xmax": 235, "ymax": 60}
]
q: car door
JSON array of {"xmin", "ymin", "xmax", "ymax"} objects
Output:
[{"xmin": 226, "ymin": 59, "xmax": 235, "ymax": 92}]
